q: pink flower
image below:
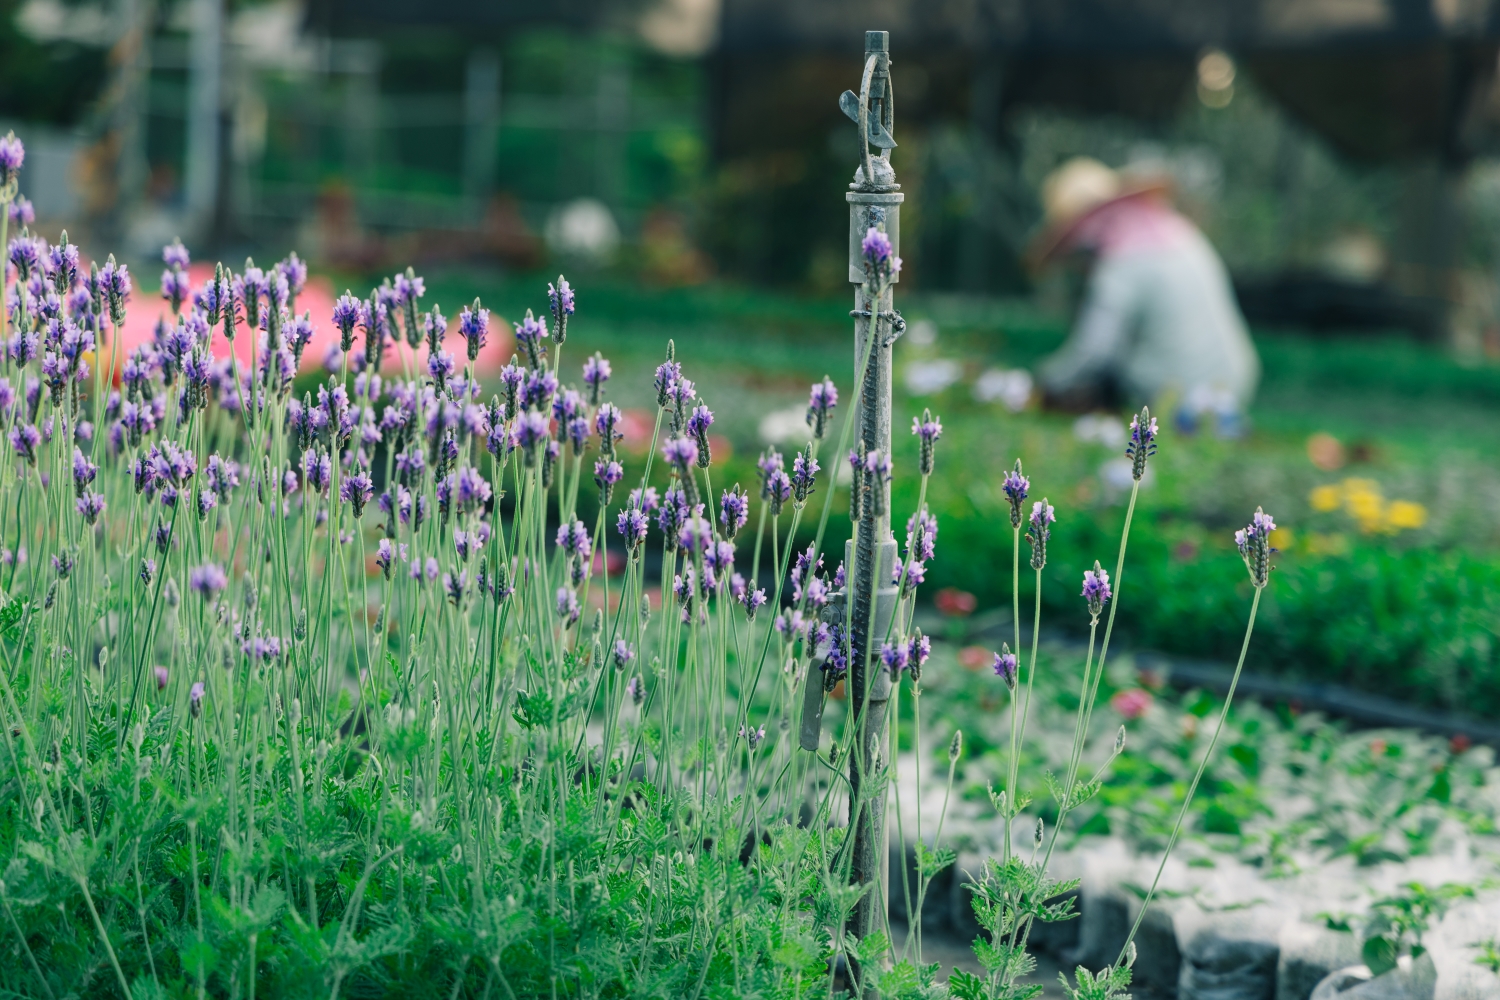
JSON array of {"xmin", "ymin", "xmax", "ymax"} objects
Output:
[{"xmin": 1110, "ymin": 688, "xmax": 1153, "ymax": 720}]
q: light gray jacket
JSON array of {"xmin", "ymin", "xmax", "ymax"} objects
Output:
[{"xmin": 1038, "ymin": 229, "xmax": 1260, "ymax": 409}]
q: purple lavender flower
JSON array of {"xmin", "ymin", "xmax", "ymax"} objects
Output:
[
  {"xmin": 654, "ymin": 358, "xmax": 681, "ymax": 407},
  {"xmin": 154, "ymin": 665, "xmax": 169, "ymax": 691},
  {"xmin": 897, "ymin": 561, "xmax": 926, "ymax": 592},
  {"xmin": 76, "ymin": 491, "xmax": 105, "ymax": 524},
  {"xmin": 630, "ymin": 486, "xmax": 660, "ymax": 514},
  {"xmin": 791, "ymin": 448, "xmax": 819, "ymax": 505},
  {"xmin": 427, "ymin": 350, "xmax": 455, "ymax": 388},
  {"xmin": 1235, "ymin": 507, "xmax": 1276, "ymax": 588},
  {"xmin": 1002, "ymin": 460, "xmax": 1029, "ymax": 529},
  {"xmin": 196, "ymin": 489, "xmax": 217, "ymax": 519},
  {"xmin": 376, "ymin": 538, "xmax": 396, "ymax": 579},
  {"xmin": 595, "ymin": 402, "xmax": 623, "ymax": 458},
  {"xmin": 757, "ymin": 449, "xmax": 784, "ymax": 499},
  {"xmin": 521, "ymin": 369, "xmax": 557, "ymax": 411},
  {"xmin": 9, "ymin": 422, "xmax": 39, "ymax": 465},
  {"xmin": 594, "ymin": 458, "xmax": 623, "ymax": 504},
  {"xmin": 303, "ymin": 448, "xmax": 332, "ymax": 495},
  {"xmin": 626, "ymin": 675, "xmax": 644, "ymax": 705},
  {"xmin": 617, "ymin": 505, "xmax": 649, "ymax": 550},
  {"xmin": 906, "ymin": 508, "xmax": 938, "ymax": 563},
  {"xmin": 9, "ymin": 195, "xmax": 33, "ymax": 227},
  {"xmin": 719, "ymin": 486, "xmax": 749, "ymax": 539},
  {"xmin": 907, "ymin": 631, "xmax": 931, "ymax": 680},
  {"xmin": 514, "ymin": 310, "xmax": 548, "ymax": 367},
  {"xmin": 0, "ymin": 132, "xmax": 23, "ymax": 186},
  {"xmin": 662, "ymin": 435, "xmax": 698, "ymax": 472},
  {"xmin": 162, "ymin": 239, "xmax": 190, "ymax": 270},
  {"xmin": 582, "ymin": 352, "xmax": 610, "ymax": 405},
  {"xmin": 140, "ymin": 558, "xmax": 156, "ymax": 586},
  {"xmin": 189, "ymin": 563, "xmax": 228, "ymax": 600},
  {"xmin": 1026, "ymin": 499, "xmax": 1054, "ymax": 570},
  {"xmin": 459, "ymin": 301, "xmax": 488, "ymax": 361},
  {"xmin": 1081, "ymin": 562, "xmax": 1111, "ymax": 618},
  {"xmin": 242, "ymin": 635, "xmax": 283, "ymax": 662},
  {"xmin": 99, "ymin": 257, "xmax": 131, "ymax": 325},
  {"xmin": 861, "ymin": 226, "xmax": 901, "ymax": 278},
  {"xmin": 160, "ymin": 268, "xmax": 189, "ymax": 315},
  {"xmin": 612, "ymin": 638, "xmax": 633, "ymax": 669},
  {"xmin": 332, "ymin": 293, "xmax": 361, "ymax": 352},
  {"xmin": 740, "ymin": 583, "xmax": 767, "ymax": 620},
  {"xmin": 1126, "ymin": 406, "xmax": 1158, "ymax": 480},
  {"xmin": 881, "ymin": 641, "xmax": 910, "ymax": 675},
  {"xmin": 766, "ymin": 469, "xmax": 792, "ymax": 516},
  {"xmin": 556, "ymin": 586, "xmax": 580, "ymax": 625},
  {"xmin": 807, "ymin": 377, "xmax": 838, "ymax": 439},
  {"xmin": 912, "ymin": 409, "xmax": 942, "ymax": 475},
  {"xmin": 548, "ymin": 275, "xmax": 575, "ymax": 322},
  {"xmin": 277, "ymin": 252, "xmax": 307, "ymax": 300},
  {"xmin": 341, "ymin": 470, "xmax": 375, "ymax": 517},
  {"xmin": 686, "ymin": 403, "xmax": 714, "ymax": 440},
  {"xmin": 72, "ymin": 447, "xmax": 96, "ymax": 496},
  {"xmin": 189, "ymin": 681, "xmax": 205, "ymax": 717},
  {"xmin": 993, "ymin": 645, "xmax": 1019, "ymax": 689},
  {"xmin": 515, "ymin": 410, "xmax": 550, "ymax": 462}
]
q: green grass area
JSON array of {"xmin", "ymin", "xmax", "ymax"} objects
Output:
[{"xmin": 410, "ymin": 268, "xmax": 1500, "ymax": 716}]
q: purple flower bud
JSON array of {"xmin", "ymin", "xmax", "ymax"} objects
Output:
[
  {"xmin": 881, "ymin": 641, "xmax": 910, "ymax": 675},
  {"xmin": 189, "ymin": 681, "xmax": 205, "ymax": 716},
  {"xmin": 1027, "ymin": 499, "xmax": 1054, "ymax": 570},
  {"xmin": 1081, "ymin": 562, "xmax": 1111, "ymax": 618},
  {"xmin": 719, "ymin": 486, "xmax": 749, "ymax": 539},
  {"xmin": 514, "ymin": 310, "xmax": 548, "ymax": 367},
  {"xmin": 791, "ymin": 449, "xmax": 819, "ymax": 504},
  {"xmin": 154, "ymin": 665, "xmax": 169, "ymax": 691},
  {"xmin": 0, "ymin": 132, "xmax": 24, "ymax": 186},
  {"xmin": 161, "ymin": 239, "xmax": 190, "ymax": 270},
  {"xmin": 654, "ymin": 359, "xmax": 682, "ymax": 407},
  {"xmin": 912, "ymin": 409, "xmax": 942, "ymax": 475},
  {"xmin": 340, "ymin": 470, "xmax": 374, "ymax": 517},
  {"xmin": 1236, "ymin": 506, "xmax": 1276, "ymax": 588},
  {"xmin": 1002, "ymin": 460, "xmax": 1029, "ymax": 529},
  {"xmin": 662, "ymin": 435, "xmax": 698, "ymax": 472},
  {"xmin": 458, "ymin": 301, "xmax": 488, "ymax": 362},
  {"xmin": 617, "ymin": 505, "xmax": 649, "ymax": 550},
  {"xmin": 189, "ymin": 563, "xmax": 228, "ymax": 600},
  {"xmin": 807, "ymin": 377, "xmax": 838, "ymax": 439},
  {"xmin": 1126, "ymin": 406, "xmax": 1159, "ymax": 480},
  {"xmin": 582, "ymin": 352, "xmax": 610, "ymax": 405},
  {"xmin": 993, "ymin": 644, "xmax": 1019, "ymax": 689},
  {"xmin": 860, "ymin": 226, "xmax": 901, "ymax": 277}
]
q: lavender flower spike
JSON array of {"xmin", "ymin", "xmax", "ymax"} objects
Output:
[
  {"xmin": 807, "ymin": 376, "xmax": 837, "ymax": 440},
  {"xmin": 1026, "ymin": 499, "xmax": 1054, "ymax": 570},
  {"xmin": 1081, "ymin": 561, "xmax": 1111, "ymax": 619},
  {"xmin": 1002, "ymin": 459, "xmax": 1029, "ymax": 529},
  {"xmin": 1235, "ymin": 507, "xmax": 1276, "ymax": 589},
  {"xmin": 514, "ymin": 309, "xmax": 548, "ymax": 368},
  {"xmin": 1126, "ymin": 405, "xmax": 1159, "ymax": 480},
  {"xmin": 189, "ymin": 563, "xmax": 228, "ymax": 600},
  {"xmin": 459, "ymin": 299, "xmax": 488, "ymax": 362},
  {"xmin": 993, "ymin": 643, "xmax": 1018, "ymax": 690},
  {"xmin": 719, "ymin": 485, "xmax": 749, "ymax": 540},
  {"xmin": 0, "ymin": 131, "xmax": 24, "ymax": 188},
  {"xmin": 548, "ymin": 275, "xmax": 575, "ymax": 344},
  {"xmin": 861, "ymin": 226, "xmax": 901, "ymax": 278},
  {"xmin": 912, "ymin": 409, "xmax": 942, "ymax": 475}
]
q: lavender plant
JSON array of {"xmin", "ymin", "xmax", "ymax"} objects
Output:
[{"xmin": 0, "ymin": 130, "xmax": 1271, "ymax": 1000}]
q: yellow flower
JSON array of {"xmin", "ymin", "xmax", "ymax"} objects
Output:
[
  {"xmin": 1384, "ymin": 500, "xmax": 1427, "ymax": 531},
  {"xmin": 1309, "ymin": 484, "xmax": 1343, "ymax": 512},
  {"xmin": 1269, "ymin": 527, "xmax": 1294, "ymax": 551}
]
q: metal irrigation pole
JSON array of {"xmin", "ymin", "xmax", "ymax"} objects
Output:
[{"xmin": 843, "ymin": 27, "xmax": 903, "ymax": 961}]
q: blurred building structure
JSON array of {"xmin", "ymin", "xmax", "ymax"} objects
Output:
[
  {"xmin": 7, "ymin": 0, "xmax": 1500, "ymax": 341},
  {"xmin": 715, "ymin": 0, "xmax": 1500, "ymax": 339}
]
